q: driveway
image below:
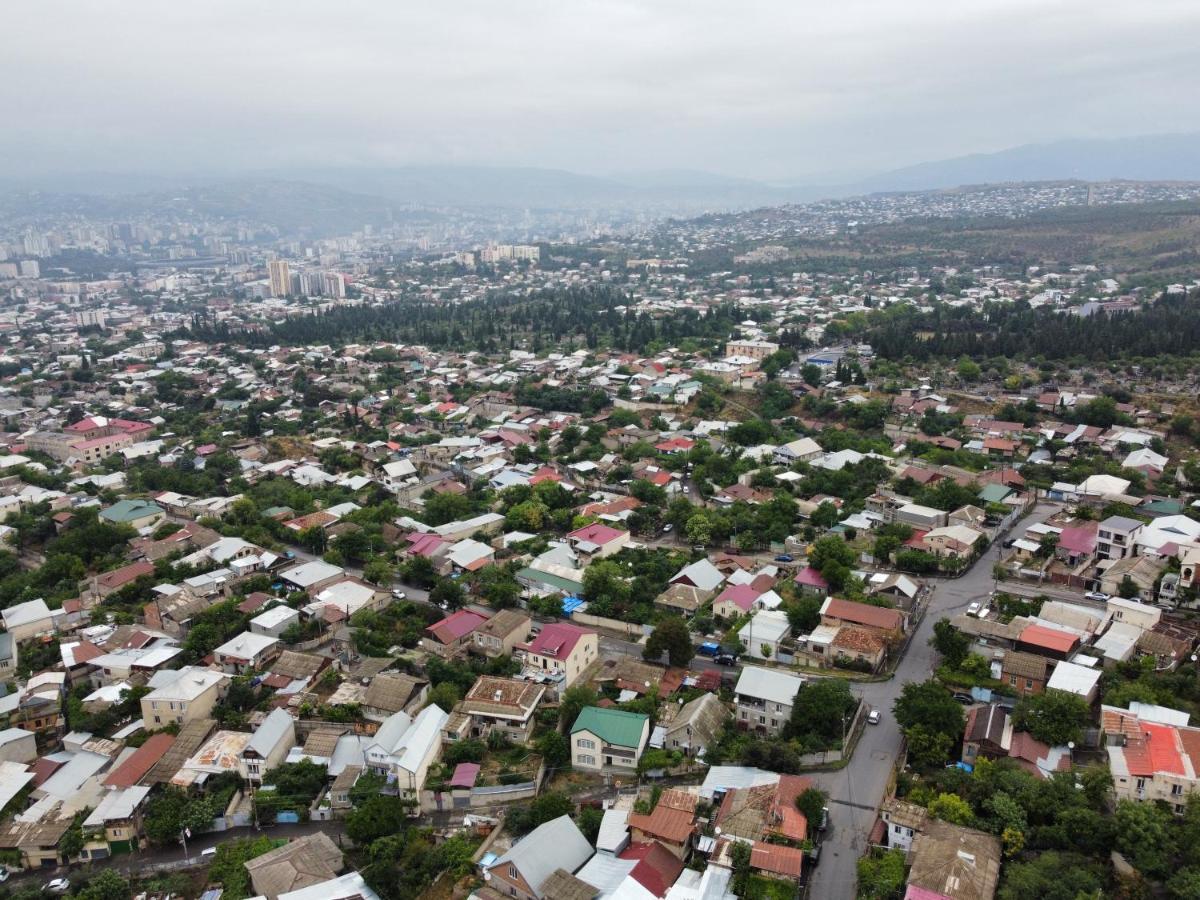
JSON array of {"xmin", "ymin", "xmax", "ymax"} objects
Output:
[{"xmin": 804, "ymin": 501, "xmax": 1060, "ymax": 899}]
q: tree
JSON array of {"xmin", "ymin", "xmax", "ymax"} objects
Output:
[
  {"xmin": 785, "ymin": 595, "xmax": 822, "ymax": 633},
  {"xmin": 905, "ymin": 724, "xmax": 954, "ymax": 769},
  {"xmin": 536, "ymin": 731, "xmax": 570, "ymax": 769},
  {"xmin": 363, "ymin": 558, "xmax": 394, "ymax": 586},
  {"xmin": 508, "ymin": 792, "xmax": 574, "ymax": 836},
  {"xmin": 426, "ymin": 682, "xmax": 461, "ymax": 712},
  {"xmin": 559, "ymin": 685, "xmax": 599, "ymax": 729},
  {"xmin": 928, "ymin": 792, "xmax": 974, "ymax": 826},
  {"xmin": 686, "ymin": 514, "xmax": 712, "ymax": 547},
  {"xmin": 347, "ymin": 795, "xmax": 412, "ymax": 845},
  {"xmin": 956, "ymin": 357, "xmax": 982, "ymax": 382},
  {"xmin": 857, "ymin": 849, "xmax": 907, "ymax": 900},
  {"xmin": 1011, "ymin": 689, "xmax": 1089, "ymax": 747},
  {"xmin": 76, "ymin": 871, "xmax": 133, "ymax": 900},
  {"xmin": 430, "ymin": 578, "xmax": 466, "ymax": 611},
  {"xmin": 795, "ymin": 787, "xmax": 827, "ymax": 837},
  {"xmin": 643, "ymin": 616, "xmax": 694, "ymax": 667},
  {"xmin": 893, "ymin": 681, "xmax": 964, "ymax": 739},
  {"xmin": 1115, "ymin": 799, "xmax": 1175, "ymax": 878},
  {"xmin": 996, "ymin": 852, "xmax": 1106, "ymax": 900},
  {"xmin": 786, "ymin": 678, "xmax": 856, "ymax": 746},
  {"xmin": 931, "ymin": 618, "xmax": 969, "ymax": 669},
  {"xmin": 1118, "ymin": 574, "xmax": 1139, "ymax": 600}
]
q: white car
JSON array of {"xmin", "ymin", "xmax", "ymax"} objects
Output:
[
  {"xmin": 966, "ymin": 602, "xmax": 981, "ymax": 617},
  {"xmin": 391, "ymin": 589, "xmax": 407, "ymax": 600},
  {"xmin": 45, "ymin": 879, "xmax": 71, "ymax": 894},
  {"xmin": 868, "ymin": 709, "xmax": 882, "ymax": 725},
  {"xmin": 1084, "ymin": 591, "xmax": 1109, "ymax": 602}
]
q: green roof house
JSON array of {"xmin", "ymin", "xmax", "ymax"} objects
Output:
[
  {"xmin": 570, "ymin": 706, "xmax": 650, "ymax": 772},
  {"xmin": 100, "ymin": 499, "xmax": 165, "ymax": 531}
]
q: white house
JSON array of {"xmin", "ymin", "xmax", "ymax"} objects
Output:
[{"xmin": 364, "ymin": 705, "xmax": 449, "ymax": 798}]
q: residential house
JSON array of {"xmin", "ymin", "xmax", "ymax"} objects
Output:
[
  {"xmin": 362, "ymin": 673, "xmax": 429, "ymax": 722},
  {"xmin": 1000, "ymin": 651, "xmax": 1052, "ymax": 696},
  {"xmin": 1103, "ymin": 704, "xmax": 1200, "ymax": 813},
  {"xmin": 627, "ymin": 788, "xmax": 699, "ymax": 860},
  {"xmin": 773, "ymin": 437, "xmax": 823, "ymax": 466},
  {"xmin": 662, "ymin": 693, "xmax": 729, "ymax": 758},
  {"xmin": 246, "ymin": 831, "xmax": 345, "ymax": 900},
  {"xmin": 1098, "ymin": 515, "xmax": 1143, "ymax": 561},
  {"xmin": 571, "ymin": 707, "xmax": 651, "ymax": 773},
  {"xmin": 242, "ymin": 708, "xmax": 296, "ymax": 785},
  {"xmin": 655, "ymin": 583, "xmax": 713, "ymax": 617},
  {"xmin": 364, "ymin": 705, "xmax": 449, "ymax": 798},
  {"xmin": 734, "ymin": 666, "xmax": 804, "ymax": 736},
  {"xmin": 99, "ymin": 498, "xmax": 165, "ymax": 531},
  {"xmin": 471, "ymin": 608, "xmax": 531, "ymax": 659},
  {"xmin": 737, "ymin": 609, "xmax": 791, "ymax": 662},
  {"xmin": 81, "ymin": 785, "xmax": 152, "ymax": 856},
  {"xmin": 923, "ymin": 524, "xmax": 985, "ymax": 560},
  {"xmin": 1, "ymin": 598, "xmax": 63, "ymax": 642},
  {"xmin": 906, "ymin": 821, "xmax": 1001, "ymax": 900},
  {"xmin": 669, "ymin": 559, "xmax": 725, "ymax": 593},
  {"xmin": 139, "ymin": 667, "xmax": 227, "ymax": 727},
  {"xmin": 522, "ymin": 622, "xmax": 598, "ymax": 690},
  {"xmin": 451, "ymin": 676, "xmax": 545, "ymax": 744},
  {"xmin": 820, "ymin": 597, "xmax": 907, "ymax": 637},
  {"xmin": 487, "ymin": 814, "xmax": 594, "ymax": 900},
  {"xmin": 213, "ymin": 631, "xmax": 280, "ymax": 674},
  {"xmin": 566, "ymin": 522, "xmax": 631, "ymax": 560},
  {"xmin": 425, "ymin": 609, "xmax": 490, "ymax": 657}
]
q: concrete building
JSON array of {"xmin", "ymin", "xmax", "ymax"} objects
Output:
[
  {"xmin": 140, "ymin": 667, "xmax": 227, "ymax": 727},
  {"xmin": 733, "ymin": 666, "xmax": 804, "ymax": 736},
  {"xmin": 571, "ymin": 706, "xmax": 650, "ymax": 773}
]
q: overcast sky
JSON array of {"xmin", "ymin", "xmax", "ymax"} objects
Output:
[{"xmin": 4, "ymin": 0, "xmax": 1198, "ymax": 182}]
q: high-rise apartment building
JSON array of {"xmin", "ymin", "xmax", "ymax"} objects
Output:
[{"xmin": 268, "ymin": 260, "xmax": 291, "ymax": 297}]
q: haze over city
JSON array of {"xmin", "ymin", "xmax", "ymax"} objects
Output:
[{"xmin": 4, "ymin": 0, "xmax": 1200, "ymax": 183}]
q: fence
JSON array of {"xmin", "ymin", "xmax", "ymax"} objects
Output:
[
  {"xmin": 797, "ymin": 698, "xmax": 868, "ymax": 769},
  {"xmin": 571, "ymin": 611, "xmax": 648, "ymax": 639}
]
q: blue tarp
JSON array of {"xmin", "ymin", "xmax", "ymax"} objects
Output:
[{"xmin": 561, "ymin": 595, "xmax": 586, "ymax": 616}]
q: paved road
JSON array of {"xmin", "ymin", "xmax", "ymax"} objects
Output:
[
  {"xmin": 804, "ymin": 501, "xmax": 1061, "ymax": 899},
  {"xmin": 6, "ymin": 821, "xmax": 347, "ymax": 888}
]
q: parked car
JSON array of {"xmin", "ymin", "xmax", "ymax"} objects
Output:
[
  {"xmin": 868, "ymin": 709, "xmax": 882, "ymax": 725},
  {"xmin": 0, "ymin": 867, "xmax": 7, "ymax": 882},
  {"xmin": 1085, "ymin": 591, "xmax": 1109, "ymax": 602},
  {"xmin": 715, "ymin": 653, "xmax": 739, "ymax": 666},
  {"xmin": 201, "ymin": 846, "xmax": 218, "ymax": 859},
  {"xmin": 391, "ymin": 589, "xmax": 407, "ymax": 600},
  {"xmin": 662, "ymin": 524, "xmax": 673, "ymax": 533},
  {"xmin": 774, "ymin": 554, "xmax": 794, "ymax": 563},
  {"xmin": 806, "ymin": 843, "xmax": 821, "ymax": 866},
  {"xmin": 966, "ymin": 601, "xmax": 981, "ymax": 617},
  {"xmin": 45, "ymin": 880, "xmax": 71, "ymax": 895},
  {"xmin": 698, "ymin": 641, "xmax": 721, "ymax": 658},
  {"xmin": 818, "ymin": 807, "xmax": 829, "ymax": 831},
  {"xmin": 952, "ymin": 692, "xmax": 975, "ymax": 704}
]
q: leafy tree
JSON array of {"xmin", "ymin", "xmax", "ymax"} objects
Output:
[
  {"xmin": 643, "ymin": 616, "xmax": 694, "ymax": 667},
  {"xmin": 363, "ymin": 557, "xmax": 394, "ymax": 586},
  {"xmin": 430, "ymin": 578, "xmax": 466, "ymax": 610},
  {"xmin": 424, "ymin": 491, "xmax": 474, "ymax": 526},
  {"xmin": 893, "ymin": 681, "xmax": 964, "ymax": 739},
  {"xmin": 1115, "ymin": 799, "xmax": 1175, "ymax": 878},
  {"xmin": 426, "ymin": 682, "xmax": 461, "ymax": 713},
  {"xmin": 857, "ymin": 848, "xmax": 907, "ymax": 900},
  {"xmin": 997, "ymin": 851, "xmax": 1106, "ymax": 900},
  {"xmin": 559, "ymin": 685, "xmax": 599, "ymax": 729},
  {"xmin": 536, "ymin": 731, "xmax": 570, "ymax": 769},
  {"xmin": 205, "ymin": 836, "xmax": 277, "ymax": 899},
  {"xmin": 785, "ymin": 595, "xmax": 823, "ymax": 633},
  {"xmin": 931, "ymin": 618, "xmax": 969, "ymax": 669},
  {"xmin": 347, "ymin": 795, "xmax": 412, "ymax": 845},
  {"xmin": 785, "ymin": 678, "xmax": 856, "ymax": 747},
  {"xmin": 795, "ymin": 787, "xmax": 827, "ymax": 837},
  {"xmin": 507, "ymin": 792, "xmax": 574, "ymax": 836},
  {"xmin": 76, "ymin": 871, "xmax": 133, "ymax": 900},
  {"xmin": 686, "ymin": 514, "xmax": 712, "ymax": 546},
  {"xmin": 905, "ymin": 724, "xmax": 954, "ymax": 769},
  {"xmin": 927, "ymin": 792, "xmax": 974, "ymax": 826},
  {"xmin": 1011, "ymin": 689, "xmax": 1089, "ymax": 747}
]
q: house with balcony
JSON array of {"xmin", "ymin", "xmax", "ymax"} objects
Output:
[
  {"xmin": 1103, "ymin": 703, "xmax": 1200, "ymax": 813},
  {"xmin": 1097, "ymin": 515, "xmax": 1143, "ymax": 561},
  {"xmin": 571, "ymin": 706, "xmax": 650, "ymax": 773},
  {"xmin": 471, "ymin": 608, "xmax": 531, "ymax": 659},
  {"xmin": 450, "ymin": 675, "xmax": 545, "ymax": 745},
  {"xmin": 521, "ymin": 622, "xmax": 598, "ymax": 690},
  {"xmin": 213, "ymin": 631, "xmax": 280, "ymax": 674},
  {"xmin": 364, "ymin": 705, "xmax": 450, "ymax": 799},
  {"xmin": 734, "ymin": 666, "xmax": 804, "ymax": 736}
]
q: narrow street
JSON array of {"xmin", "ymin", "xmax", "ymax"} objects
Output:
[{"xmin": 804, "ymin": 501, "xmax": 1060, "ymax": 899}]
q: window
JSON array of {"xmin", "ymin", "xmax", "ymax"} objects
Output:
[
  {"xmin": 508, "ymin": 865, "xmax": 517, "ymax": 880},
  {"xmin": 577, "ymin": 738, "xmax": 595, "ymax": 750},
  {"xmin": 1172, "ymin": 784, "xmax": 1184, "ymax": 796},
  {"xmin": 1025, "ymin": 679, "xmax": 1033, "ymax": 690},
  {"xmin": 578, "ymin": 754, "xmax": 595, "ymax": 766},
  {"xmin": 758, "ymin": 715, "xmax": 766, "ymax": 724}
]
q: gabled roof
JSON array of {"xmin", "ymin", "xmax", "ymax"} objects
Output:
[
  {"xmin": 491, "ymin": 814, "xmax": 594, "ymax": 899},
  {"xmin": 426, "ymin": 609, "xmax": 489, "ymax": 645},
  {"xmin": 527, "ymin": 622, "xmax": 594, "ymax": 660},
  {"xmin": 571, "ymin": 707, "xmax": 649, "ymax": 749},
  {"xmin": 820, "ymin": 597, "xmax": 904, "ymax": 631}
]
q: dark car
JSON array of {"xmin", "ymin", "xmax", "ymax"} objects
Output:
[
  {"xmin": 774, "ymin": 554, "xmax": 794, "ymax": 563},
  {"xmin": 952, "ymin": 692, "xmax": 975, "ymax": 704},
  {"xmin": 807, "ymin": 843, "xmax": 821, "ymax": 866},
  {"xmin": 715, "ymin": 653, "xmax": 739, "ymax": 666}
]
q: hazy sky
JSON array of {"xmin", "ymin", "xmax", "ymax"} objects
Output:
[{"xmin": 4, "ymin": 0, "xmax": 1199, "ymax": 181}]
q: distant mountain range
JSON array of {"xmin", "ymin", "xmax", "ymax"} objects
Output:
[{"xmin": 2, "ymin": 132, "xmax": 1198, "ymax": 231}]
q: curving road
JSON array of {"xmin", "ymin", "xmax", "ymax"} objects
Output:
[{"xmin": 804, "ymin": 501, "xmax": 1060, "ymax": 899}]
